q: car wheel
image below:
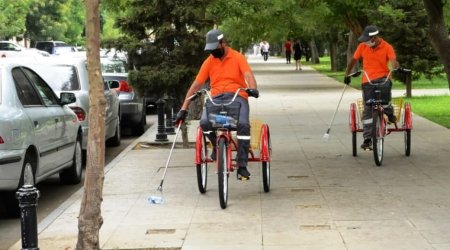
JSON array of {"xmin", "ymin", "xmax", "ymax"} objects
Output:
[
  {"xmin": 133, "ymin": 108, "xmax": 146, "ymax": 136},
  {"xmin": 5, "ymin": 154, "xmax": 36, "ymax": 218},
  {"xmin": 60, "ymin": 137, "xmax": 83, "ymax": 184},
  {"xmin": 107, "ymin": 116, "xmax": 121, "ymax": 147}
]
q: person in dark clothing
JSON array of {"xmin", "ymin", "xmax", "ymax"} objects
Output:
[
  {"xmin": 293, "ymin": 39, "xmax": 303, "ymax": 70},
  {"xmin": 284, "ymin": 39, "xmax": 292, "ymax": 64}
]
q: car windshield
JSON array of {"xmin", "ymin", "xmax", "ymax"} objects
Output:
[
  {"xmin": 53, "ymin": 46, "xmax": 74, "ymax": 55},
  {"xmin": 101, "ymin": 60, "xmax": 127, "ymax": 73},
  {"xmin": 32, "ymin": 65, "xmax": 80, "ymax": 91}
]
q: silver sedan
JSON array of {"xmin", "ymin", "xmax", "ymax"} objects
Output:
[{"xmin": 0, "ymin": 61, "xmax": 82, "ymax": 217}]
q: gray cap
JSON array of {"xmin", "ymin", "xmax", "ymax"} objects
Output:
[
  {"xmin": 204, "ymin": 29, "xmax": 224, "ymax": 51},
  {"xmin": 358, "ymin": 25, "xmax": 379, "ymax": 42}
]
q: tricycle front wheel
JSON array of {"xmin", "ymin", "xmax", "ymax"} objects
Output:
[
  {"xmin": 218, "ymin": 137, "xmax": 228, "ymax": 209},
  {"xmin": 196, "ymin": 134, "xmax": 208, "ymax": 193}
]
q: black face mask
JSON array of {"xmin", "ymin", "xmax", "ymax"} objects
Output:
[{"xmin": 210, "ymin": 47, "xmax": 224, "ymax": 58}]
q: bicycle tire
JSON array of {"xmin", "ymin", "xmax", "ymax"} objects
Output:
[
  {"xmin": 218, "ymin": 137, "xmax": 228, "ymax": 209},
  {"xmin": 196, "ymin": 134, "xmax": 208, "ymax": 193},
  {"xmin": 372, "ymin": 109, "xmax": 384, "ymax": 166},
  {"xmin": 352, "ymin": 132, "xmax": 357, "ymax": 157},
  {"xmin": 404, "ymin": 129, "xmax": 411, "ymax": 156},
  {"xmin": 262, "ymin": 127, "xmax": 271, "ymax": 192}
]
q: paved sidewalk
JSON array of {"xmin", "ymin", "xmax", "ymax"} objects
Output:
[{"xmin": 10, "ymin": 56, "xmax": 450, "ymax": 250}]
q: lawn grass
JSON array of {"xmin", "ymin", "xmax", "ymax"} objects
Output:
[
  {"xmin": 405, "ymin": 96, "xmax": 450, "ymax": 129},
  {"xmin": 307, "ymin": 57, "xmax": 450, "ymax": 129},
  {"xmin": 307, "ymin": 56, "xmax": 449, "ymax": 90}
]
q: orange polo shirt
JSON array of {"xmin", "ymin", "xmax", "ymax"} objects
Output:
[
  {"xmin": 195, "ymin": 48, "xmax": 251, "ymax": 99},
  {"xmin": 353, "ymin": 38, "xmax": 396, "ymax": 84}
]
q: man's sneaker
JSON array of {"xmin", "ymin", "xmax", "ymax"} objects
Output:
[
  {"xmin": 237, "ymin": 166, "xmax": 251, "ymax": 180},
  {"xmin": 388, "ymin": 114, "xmax": 397, "ymax": 123},
  {"xmin": 210, "ymin": 148, "xmax": 217, "ymax": 161},
  {"xmin": 360, "ymin": 138, "xmax": 372, "ymax": 150}
]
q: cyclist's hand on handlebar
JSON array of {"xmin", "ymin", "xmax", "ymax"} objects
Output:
[
  {"xmin": 344, "ymin": 76, "xmax": 351, "ymax": 85},
  {"xmin": 246, "ymin": 88, "xmax": 259, "ymax": 98},
  {"xmin": 175, "ymin": 110, "xmax": 188, "ymax": 126}
]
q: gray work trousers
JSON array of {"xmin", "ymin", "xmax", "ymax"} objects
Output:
[
  {"xmin": 200, "ymin": 93, "xmax": 250, "ymax": 167},
  {"xmin": 361, "ymin": 79, "xmax": 394, "ymax": 139}
]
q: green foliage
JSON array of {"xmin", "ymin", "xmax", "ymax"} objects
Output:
[
  {"xmin": 0, "ymin": 0, "xmax": 33, "ymax": 39},
  {"xmin": 107, "ymin": 0, "xmax": 213, "ymax": 102},
  {"xmin": 26, "ymin": 0, "xmax": 85, "ymax": 45},
  {"xmin": 368, "ymin": 0, "xmax": 441, "ymax": 81}
]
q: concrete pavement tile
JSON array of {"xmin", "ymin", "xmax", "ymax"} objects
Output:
[
  {"xmin": 336, "ymin": 220, "xmax": 434, "ymax": 250},
  {"xmin": 433, "ymin": 244, "xmax": 450, "ymax": 250},
  {"xmin": 367, "ymin": 163, "xmax": 438, "ymax": 187},
  {"xmin": 310, "ymin": 161, "xmax": 378, "ymax": 188},
  {"xmin": 102, "ymin": 225, "xmax": 186, "ymax": 249},
  {"xmin": 183, "ymin": 222, "xmax": 262, "ymax": 247},
  {"xmin": 410, "ymin": 218, "xmax": 450, "ymax": 244},
  {"xmin": 321, "ymin": 186, "xmax": 405, "ymax": 221},
  {"xmin": 264, "ymin": 245, "xmax": 346, "ymax": 250},
  {"xmin": 262, "ymin": 217, "xmax": 344, "ymax": 246},
  {"xmin": 382, "ymin": 185, "xmax": 450, "ymax": 219},
  {"xmin": 183, "ymin": 246, "xmax": 261, "ymax": 250}
]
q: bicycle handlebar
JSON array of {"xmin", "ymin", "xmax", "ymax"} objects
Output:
[
  {"xmin": 187, "ymin": 88, "xmax": 251, "ymax": 106},
  {"xmin": 348, "ymin": 68, "xmax": 411, "ymax": 85}
]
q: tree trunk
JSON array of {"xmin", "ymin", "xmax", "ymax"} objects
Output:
[
  {"xmin": 309, "ymin": 38, "xmax": 320, "ymax": 64},
  {"xmin": 346, "ymin": 31, "xmax": 359, "ymax": 70},
  {"xmin": 423, "ymin": 0, "xmax": 450, "ymax": 89},
  {"xmin": 330, "ymin": 31, "xmax": 339, "ymax": 71},
  {"xmin": 76, "ymin": 0, "xmax": 105, "ymax": 249}
]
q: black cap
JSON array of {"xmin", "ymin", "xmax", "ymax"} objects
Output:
[
  {"xmin": 358, "ymin": 25, "xmax": 379, "ymax": 42},
  {"xmin": 204, "ymin": 29, "xmax": 224, "ymax": 51}
]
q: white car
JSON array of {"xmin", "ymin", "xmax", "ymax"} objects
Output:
[
  {"xmin": 26, "ymin": 57, "xmax": 122, "ymax": 154},
  {"xmin": 0, "ymin": 41, "xmax": 50, "ymax": 59},
  {"xmin": 0, "ymin": 61, "xmax": 82, "ymax": 217}
]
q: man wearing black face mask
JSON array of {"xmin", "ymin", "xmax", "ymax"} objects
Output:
[
  {"xmin": 344, "ymin": 25, "xmax": 400, "ymax": 150},
  {"xmin": 175, "ymin": 29, "xmax": 259, "ymax": 180}
]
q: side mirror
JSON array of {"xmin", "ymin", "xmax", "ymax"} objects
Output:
[{"xmin": 60, "ymin": 92, "xmax": 76, "ymax": 105}]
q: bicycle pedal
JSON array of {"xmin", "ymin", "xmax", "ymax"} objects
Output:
[{"xmin": 363, "ymin": 147, "xmax": 373, "ymax": 151}]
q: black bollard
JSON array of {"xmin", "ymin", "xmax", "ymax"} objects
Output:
[
  {"xmin": 165, "ymin": 97, "xmax": 175, "ymax": 134},
  {"xmin": 16, "ymin": 184, "xmax": 40, "ymax": 250},
  {"xmin": 155, "ymin": 99, "xmax": 168, "ymax": 142},
  {"xmin": 172, "ymin": 101, "xmax": 180, "ymax": 127}
]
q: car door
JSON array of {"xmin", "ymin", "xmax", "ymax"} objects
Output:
[
  {"xmin": 12, "ymin": 67, "xmax": 56, "ymax": 175},
  {"xmin": 21, "ymin": 67, "xmax": 77, "ymax": 168}
]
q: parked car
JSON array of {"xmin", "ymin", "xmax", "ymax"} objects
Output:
[
  {"xmin": 101, "ymin": 58, "xmax": 146, "ymax": 135},
  {"xmin": 26, "ymin": 57, "xmax": 122, "ymax": 154},
  {"xmin": 35, "ymin": 41, "xmax": 70, "ymax": 55},
  {"xmin": 0, "ymin": 61, "xmax": 82, "ymax": 217},
  {"xmin": 0, "ymin": 41, "xmax": 50, "ymax": 59}
]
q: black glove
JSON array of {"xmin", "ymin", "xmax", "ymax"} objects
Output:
[
  {"xmin": 175, "ymin": 110, "xmax": 188, "ymax": 125},
  {"xmin": 246, "ymin": 88, "xmax": 259, "ymax": 98},
  {"xmin": 344, "ymin": 76, "xmax": 351, "ymax": 85}
]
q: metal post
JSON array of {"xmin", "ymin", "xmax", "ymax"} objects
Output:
[
  {"xmin": 155, "ymin": 99, "xmax": 168, "ymax": 142},
  {"xmin": 16, "ymin": 185, "xmax": 40, "ymax": 250},
  {"xmin": 405, "ymin": 72, "xmax": 412, "ymax": 98},
  {"xmin": 165, "ymin": 97, "xmax": 175, "ymax": 134},
  {"xmin": 172, "ymin": 101, "xmax": 180, "ymax": 126}
]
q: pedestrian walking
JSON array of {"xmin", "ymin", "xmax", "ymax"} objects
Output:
[
  {"xmin": 293, "ymin": 39, "xmax": 303, "ymax": 70},
  {"xmin": 260, "ymin": 41, "xmax": 270, "ymax": 61},
  {"xmin": 284, "ymin": 39, "xmax": 292, "ymax": 64}
]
